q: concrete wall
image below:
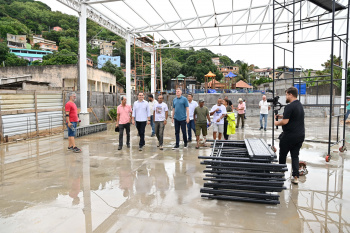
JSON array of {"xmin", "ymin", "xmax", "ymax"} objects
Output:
[
  {"xmin": 257, "ymin": 80, "xmax": 341, "ymax": 96},
  {"xmin": 64, "ymin": 91, "xmax": 121, "ymax": 123},
  {"xmin": 163, "ymin": 93, "xmax": 272, "ymax": 117},
  {"xmin": 0, "ymin": 65, "xmax": 123, "ymax": 92},
  {"xmin": 160, "ymin": 93, "xmax": 340, "ymax": 118}
]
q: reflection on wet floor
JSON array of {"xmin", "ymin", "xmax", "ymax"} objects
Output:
[{"xmin": 0, "ymin": 118, "xmax": 349, "ymax": 233}]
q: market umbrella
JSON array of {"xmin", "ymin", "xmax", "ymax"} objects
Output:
[
  {"xmin": 205, "ymin": 71, "xmax": 216, "ymax": 77},
  {"xmin": 225, "ymin": 72, "xmax": 237, "ymax": 78}
]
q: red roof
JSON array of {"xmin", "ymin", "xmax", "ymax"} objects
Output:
[{"xmin": 235, "ymin": 80, "xmax": 253, "ymax": 88}]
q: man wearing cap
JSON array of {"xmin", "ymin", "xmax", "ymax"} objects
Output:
[
  {"xmin": 236, "ymin": 98, "xmax": 245, "ymax": 129},
  {"xmin": 153, "ymin": 95, "xmax": 168, "ymax": 150},
  {"xmin": 345, "ymin": 96, "xmax": 350, "ymax": 121},
  {"xmin": 210, "ymin": 98, "xmax": 227, "ymax": 140},
  {"xmin": 187, "ymin": 94, "xmax": 198, "ymax": 142},
  {"xmin": 194, "ymin": 99, "xmax": 211, "ymax": 149}
]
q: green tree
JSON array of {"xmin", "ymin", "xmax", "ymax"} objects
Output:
[
  {"xmin": 182, "ymin": 52, "xmax": 222, "ymax": 83},
  {"xmin": 101, "ymin": 60, "xmax": 125, "ymax": 85},
  {"xmin": 41, "ymin": 49, "xmax": 77, "ymax": 65},
  {"xmin": 0, "ymin": 17, "xmax": 31, "ymax": 38},
  {"xmin": 157, "ymin": 58, "xmax": 182, "ymax": 89},
  {"xmin": 59, "ymin": 37, "xmax": 78, "ymax": 52},
  {"xmin": 219, "ymin": 55, "xmax": 233, "ymax": 66},
  {"xmin": 4, "ymin": 53, "xmax": 29, "ymax": 66},
  {"xmin": 0, "ymin": 42, "xmax": 9, "ymax": 65},
  {"xmin": 32, "ymin": 43, "xmax": 40, "ymax": 50}
]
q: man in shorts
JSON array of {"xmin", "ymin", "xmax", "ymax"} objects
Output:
[
  {"xmin": 210, "ymin": 98, "xmax": 227, "ymax": 140},
  {"xmin": 194, "ymin": 99, "xmax": 211, "ymax": 149},
  {"xmin": 65, "ymin": 92, "xmax": 81, "ymax": 153}
]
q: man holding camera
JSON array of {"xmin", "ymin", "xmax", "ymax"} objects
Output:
[{"xmin": 275, "ymin": 87, "xmax": 305, "ymax": 184}]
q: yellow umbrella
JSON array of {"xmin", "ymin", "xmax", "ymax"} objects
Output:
[{"xmin": 205, "ymin": 71, "xmax": 216, "ymax": 77}]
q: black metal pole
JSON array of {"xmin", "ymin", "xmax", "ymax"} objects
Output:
[
  {"xmin": 328, "ymin": 0, "xmax": 336, "ymax": 156},
  {"xmin": 272, "ymin": 0, "xmax": 276, "ymax": 149},
  {"xmin": 293, "ymin": 0, "xmax": 295, "ymax": 87}
]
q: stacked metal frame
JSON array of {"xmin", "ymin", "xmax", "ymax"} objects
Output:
[
  {"xmin": 199, "ymin": 139, "xmax": 287, "ymax": 204},
  {"xmin": 272, "ymin": 0, "xmax": 350, "ymax": 161}
]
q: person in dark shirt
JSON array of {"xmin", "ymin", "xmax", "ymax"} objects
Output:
[{"xmin": 275, "ymin": 87, "xmax": 305, "ymax": 185}]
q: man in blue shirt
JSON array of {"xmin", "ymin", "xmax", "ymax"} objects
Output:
[
  {"xmin": 345, "ymin": 96, "xmax": 350, "ymax": 121},
  {"xmin": 171, "ymin": 88, "xmax": 189, "ymax": 149},
  {"xmin": 132, "ymin": 92, "xmax": 150, "ymax": 151}
]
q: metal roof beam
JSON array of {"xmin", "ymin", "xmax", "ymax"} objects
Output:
[
  {"xmin": 86, "ymin": 0, "xmax": 124, "ymax": 5},
  {"xmin": 57, "ymin": 0, "xmax": 153, "ymax": 52}
]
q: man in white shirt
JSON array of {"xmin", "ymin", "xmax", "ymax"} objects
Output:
[
  {"xmin": 243, "ymin": 99, "xmax": 247, "ymax": 119},
  {"xmin": 187, "ymin": 94, "xmax": 198, "ymax": 142},
  {"xmin": 148, "ymin": 94, "xmax": 158, "ymax": 137},
  {"xmin": 132, "ymin": 92, "xmax": 151, "ymax": 151},
  {"xmin": 153, "ymin": 95, "xmax": 168, "ymax": 150},
  {"xmin": 259, "ymin": 95, "xmax": 271, "ymax": 131},
  {"xmin": 210, "ymin": 98, "xmax": 227, "ymax": 140}
]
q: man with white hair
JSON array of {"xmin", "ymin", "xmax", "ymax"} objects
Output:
[
  {"xmin": 65, "ymin": 92, "xmax": 81, "ymax": 153},
  {"xmin": 210, "ymin": 98, "xmax": 227, "ymax": 140},
  {"xmin": 259, "ymin": 95, "xmax": 271, "ymax": 131}
]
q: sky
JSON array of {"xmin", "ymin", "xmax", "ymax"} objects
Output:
[{"xmin": 37, "ymin": 0, "xmax": 349, "ymax": 71}]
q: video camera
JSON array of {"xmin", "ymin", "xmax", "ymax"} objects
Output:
[{"xmin": 267, "ymin": 96, "xmax": 284, "ymax": 129}]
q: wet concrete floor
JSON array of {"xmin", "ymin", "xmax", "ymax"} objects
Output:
[{"xmin": 0, "ymin": 117, "xmax": 350, "ymax": 233}]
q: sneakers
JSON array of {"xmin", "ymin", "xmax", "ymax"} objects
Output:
[
  {"xmin": 73, "ymin": 147, "xmax": 82, "ymax": 153},
  {"xmin": 172, "ymin": 145, "xmax": 179, "ymax": 150},
  {"xmin": 139, "ymin": 147, "xmax": 143, "ymax": 151},
  {"xmin": 291, "ymin": 176, "xmax": 299, "ymax": 184},
  {"xmin": 159, "ymin": 145, "xmax": 163, "ymax": 150},
  {"xmin": 68, "ymin": 146, "xmax": 74, "ymax": 151},
  {"xmin": 184, "ymin": 143, "xmax": 188, "ymax": 148},
  {"xmin": 264, "ymin": 128, "xmax": 267, "ymax": 131},
  {"xmin": 259, "ymin": 127, "xmax": 263, "ymax": 130},
  {"xmin": 157, "ymin": 143, "xmax": 160, "ymax": 147},
  {"xmin": 118, "ymin": 146, "xmax": 122, "ymax": 150}
]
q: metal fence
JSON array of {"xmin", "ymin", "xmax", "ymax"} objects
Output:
[
  {"xmin": 0, "ymin": 91, "xmax": 64, "ymax": 141},
  {"xmin": 164, "ymin": 89, "xmax": 265, "ymax": 94}
]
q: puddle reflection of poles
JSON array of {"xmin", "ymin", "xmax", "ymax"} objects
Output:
[
  {"xmin": 82, "ymin": 144, "xmax": 92, "ymax": 233},
  {"xmin": 0, "ymin": 145, "xmax": 4, "ymax": 185},
  {"xmin": 337, "ymin": 155, "xmax": 344, "ymax": 229},
  {"xmin": 36, "ymin": 140, "xmax": 39, "ymax": 177},
  {"xmin": 325, "ymin": 164, "xmax": 330, "ymax": 231}
]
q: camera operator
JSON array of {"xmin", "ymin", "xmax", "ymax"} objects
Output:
[{"xmin": 274, "ymin": 87, "xmax": 305, "ymax": 184}]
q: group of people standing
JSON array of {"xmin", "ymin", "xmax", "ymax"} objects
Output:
[
  {"xmin": 65, "ymin": 87, "xmax": 305, "ymax": 184},
  {"xmin": 116, "ymin": 88, "xmax": 260, "ymax": 151}
]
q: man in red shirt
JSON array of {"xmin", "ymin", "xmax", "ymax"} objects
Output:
[
  {"xmin": 65, "ymin": 92, "xmax": 81, "ymax": 153},
  {"xmin": 116, "ymin": 96, "xmax": 132, "ymax": 150}
]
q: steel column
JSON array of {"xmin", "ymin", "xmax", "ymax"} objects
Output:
[
  {"xmin": 126, "ymin": 32, "xmax": 131, "ymax": 105},
  {"xmin": 79, "ymin": 3, "xmax": 89, "ymax": 126}
]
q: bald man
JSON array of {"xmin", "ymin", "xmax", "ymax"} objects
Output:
[{"xmin": 259, "ymin": 95, "xmax": 271, "ymax": 131}]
